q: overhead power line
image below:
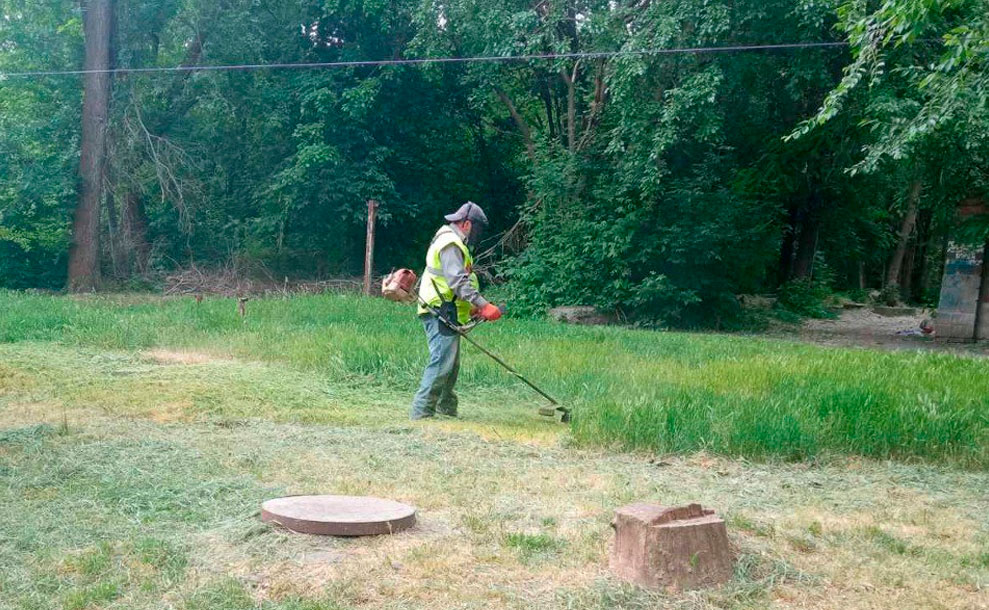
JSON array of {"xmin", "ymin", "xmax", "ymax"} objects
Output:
[{"xmin": 0, "ymin": 41, "xmax": 851, "ymax": 79}]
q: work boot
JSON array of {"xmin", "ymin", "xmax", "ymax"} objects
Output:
[{"xmin": 437, "ymin": 392, "xmax": 457, "ymax": 417}]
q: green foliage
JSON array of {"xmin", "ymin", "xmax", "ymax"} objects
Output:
[
  {"xmin": 0, "ymin": 0, "xmax": 80, "ymax": 289},
  {"xmin": 1, "ymin": 0, "xmax": 986, "ymax": 321},
  {"xmin": 777, "ymin": 278, "xmax": 837, "ymax": 319},
  {"xmin": 793, "ymin": 0, "xmax": 989, "ymax": 172}
]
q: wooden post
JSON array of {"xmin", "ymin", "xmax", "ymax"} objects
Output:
[{"xmin": 364, "ymin": 199, "xmax": 379, "ymax": 296}]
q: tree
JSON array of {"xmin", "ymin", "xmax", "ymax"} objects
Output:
[
  {"xmin": 790, "ymin": 0, "xmax": 989, "ymax": 302},
  {"xmin": 2, "ymin": 0, "xmax": 982, "ymax": 324},
  {"xmin": 793, "ymin": 0, "xmax": 988, "ymax": 171},
  {"xmin": 67, "ymin": 0, "xmax": 114, "ymax": 291},
  {"xmin": 0, "ymin": 1, "xmax": 82, "ymax": 290}
]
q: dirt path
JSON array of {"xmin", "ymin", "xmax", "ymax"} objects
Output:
[{"xmin": 771, "ymin": 308, "xmax": 989, "ymax": 355}]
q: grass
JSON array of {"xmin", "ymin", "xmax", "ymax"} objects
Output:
[
  {"xmin": 0, "ymin": 291, "xmax": 987, "ymax": 608},
  {"xmin": 503, "ymin": 532, "xmax": 566, "ymax": 563},
  {"xmin": 0, "ymin": 400, "xmax": 985, "ymax": 608},
  {"xmin": 0, "ymin": 290, "xmax": 986, "ymax": 466}
]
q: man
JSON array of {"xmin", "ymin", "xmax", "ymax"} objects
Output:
[{"xmin": 411, "ymin": 202, "xmax": 502, "ymax": 420}]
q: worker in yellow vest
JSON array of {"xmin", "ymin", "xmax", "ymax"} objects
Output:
[{"xmin": 411, "ymin": 202, "xmax": 502, "ymax": 420}]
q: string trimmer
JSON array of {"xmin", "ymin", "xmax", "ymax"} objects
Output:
[
  {"xmin": 383, "ymin": 268, "xmax": 569, "ymax": 423},
  {"xmin": 421, "ymin": 298, "xmax": 570, "ymax": 423}
]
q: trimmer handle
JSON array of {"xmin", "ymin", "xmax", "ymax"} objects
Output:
[{"xmin": 459, "ymin": 317, "xmax": 485, "ymax": 334}]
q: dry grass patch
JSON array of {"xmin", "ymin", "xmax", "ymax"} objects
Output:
[
  {"xmin": 145, "ymin": 348, "xmax": 231, "ymax": 366},
  {"xmin": 0, "ymin": 363, "xmax": 36, "ymax": 396},
  {"xmin": 145, "ymin": 400, "xmax": 197, "ymax": 423}
]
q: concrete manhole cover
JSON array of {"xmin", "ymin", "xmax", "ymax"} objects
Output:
[{"xmin": 261, "ymin": 495, "xmax": 417, "ymax": 536}]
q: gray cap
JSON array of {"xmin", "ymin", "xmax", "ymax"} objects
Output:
[{"xmin": 444, "ymin": 201, "xmax": 488, "ymax": 225}]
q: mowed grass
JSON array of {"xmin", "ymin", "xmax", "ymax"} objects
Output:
[
  {"xmin": 0, "ymin": 379, "xmax": 986, "ymax": 609},
  {"xmin": 0, "ymin": 292, "xmax": 987, "ymax": 609},
  {"xmin": 0, "ymin": 290, "xmax": 986, "ymax": 466}
]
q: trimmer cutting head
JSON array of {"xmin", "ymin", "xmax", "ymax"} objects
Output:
[{"xmin": 539, "ymin": 406, "xmax": 571, "ymax": 424}]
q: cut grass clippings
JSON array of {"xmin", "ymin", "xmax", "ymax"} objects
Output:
[{"xmin": 0, "ymin": 412, "xmax": 985, "ymax": 609}]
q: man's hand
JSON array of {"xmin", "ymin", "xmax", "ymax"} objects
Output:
[{"xmin": 478, "ymin": 303, "xmax": 503, "ymax": 321}]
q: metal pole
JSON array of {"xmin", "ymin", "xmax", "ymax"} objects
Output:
[{"xmin": 364, "ymin": 199, "xmax": 378, "ymax": 296}]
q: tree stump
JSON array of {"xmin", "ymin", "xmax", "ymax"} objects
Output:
[{"xmin": 610, "ymin": 503, "xmax": 733, "ymax": 590}]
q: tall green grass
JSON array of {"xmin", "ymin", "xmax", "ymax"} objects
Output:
[{"xmin": 1, "ymin": 290, "xmax": 986, "ymax": 466}]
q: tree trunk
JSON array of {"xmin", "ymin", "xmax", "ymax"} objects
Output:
[
  {"xmin": 901, "ymin": 240, "xmax": 916, "ymax": 300},
  {"xmin": 538, "ymin": 75, "xmax": 556, "ymax": 141},
  {"xmin": 793, "ymin": 201, "xmax": 821, "ymax": 279},
  {"xmin": 68, "ymin": 0, "xmax": 114, "ymax": 292},
  {"xmin": 777, "ymin": 200, "xmax": 799, "ymax": 285},
  {"xmin": 885, "ymin": 180, "xmax": 922, "ymax": 296},
  {"xmin": 561, "ymin": 62, "xmax": 579, "ymax": 152},
  {"xmin": 911, "ymin": 210, "xmax": 932, "ymax": 302},
  {"xmin": 495, "ymin": 86, "xmax": 535, "ymax": 161},
  {"xmin": 120, "ymin": 192, "xmax": 151, "ymax": 273},
  {"xmin": 578, "ymin": 60, "xmax": 607, "ymax": 150},
  {"xmin": 791, "ymin": 214, "xmax": 819, "ymax": 280}
]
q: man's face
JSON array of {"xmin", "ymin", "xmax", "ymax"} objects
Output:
[{"xmin": 461, "ymin": 220, "xmax": 484, "ymax": 245}]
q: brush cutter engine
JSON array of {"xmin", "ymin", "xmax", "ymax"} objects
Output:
[{"xmin": 382, "ymin": 268, "xmax": 418, "ymax": 303}]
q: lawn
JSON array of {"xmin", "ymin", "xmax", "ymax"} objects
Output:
[
  {"xmin": 0, "ymin": 291, "xmax": 986, "ymax": 465},
  {"xmin": 0, "ymin": 291, "xmax": 986, "ymax": 609}
]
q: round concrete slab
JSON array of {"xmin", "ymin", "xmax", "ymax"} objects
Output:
[{"xmin": 261, "ymin": 495, "xmax": 416, "ymax": 536}]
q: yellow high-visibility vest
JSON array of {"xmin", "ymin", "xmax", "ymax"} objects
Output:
[{"xmin": 417, "ymin": 226, "xmax": 480, "ymax": 324}]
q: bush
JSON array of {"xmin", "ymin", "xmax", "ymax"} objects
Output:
[
  {"xmin": 777, "ymin": 278, "xmax": 836, "ymax": 319},
  {"xmin": 503, "ymin": 150, "xmax": 779, "ymax": 328}
]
